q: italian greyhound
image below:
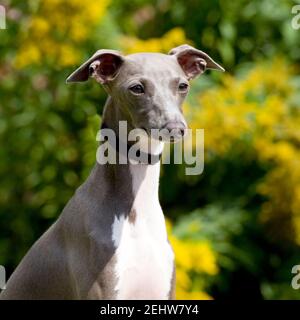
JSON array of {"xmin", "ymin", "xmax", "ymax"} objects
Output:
[{"xmin": 1, "ymin": 44, "xmax": 223, "ymax": 300}]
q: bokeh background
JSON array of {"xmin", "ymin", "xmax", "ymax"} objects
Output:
[{"xmin": 1, "ymin": 0, "xmax": 300, "ymax": 299}]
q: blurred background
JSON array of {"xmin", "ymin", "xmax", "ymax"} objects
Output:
[{"xmin": 1, "ymin": 0, "xmax": 300, "ymax": 299}]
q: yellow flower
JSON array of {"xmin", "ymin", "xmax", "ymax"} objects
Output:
[
  {"xmin": 273, "ymin": 142, "xmax": 296, "ymax": 163},
  {"xmin": 30, "ymin": 17, "xmax": 50, "ymax": 36},
  {"xmin": 176, "ymin": 268, "xmax": 191, "ymax": 290},
  {"xmin": 186, "ymin": 58, "xmax": 300, "ymax": 245},
  {"xmin": 190, "ymin": 242, "xmax": 219, "ymax": 275},
  {"xmin": 15, "ymin": 0, "xmax": 110, "ymax": 68},
  {"xmin": 176, "ymin": 291, "xmax": 212, "ymax": 300},
  {"xmin": 58, "ymin": 44, "xmax": 80, "ymax": 67},
  {"xmin": 15, "ymin": 43, "xmax": 41, "ymax": 68},
  {"xmin": 167, "ymin": 221, "xmax": 218, "ymax": 299},
  {"xmin": 170, "ymin": 236, "xmax": 194, "ymax": 271},
  {"xmin": 121, "ymin": 27, "xmax": 192, "ymax": 54}
]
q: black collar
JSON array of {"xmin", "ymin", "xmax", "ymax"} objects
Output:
[{"xmin": 100, "ymin": 122, "xmax": 162, "ymax": 165}]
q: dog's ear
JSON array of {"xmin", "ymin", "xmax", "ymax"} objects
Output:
[
  {"xmin": 66, "ymin": 49, "xmax": 124, "ymax": 84},
  {"xmin": 169, "ymin": 44, "xmax": 224, "ymax": 80}
]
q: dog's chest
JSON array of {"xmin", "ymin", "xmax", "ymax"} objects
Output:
[
  {"xmin": 112, "ymin": 209, "xmax": 174, "ymax": 300},
  {"xmin": 109, "ymin": 163, "xmax": 174, "ymax": 299}
]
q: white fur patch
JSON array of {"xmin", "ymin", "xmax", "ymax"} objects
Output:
[
  {"xmin": 112, "ymin": 215, "xmax": 125, "ymax": 247},
  {"xmin": 112, "ymin": 162, "xmax": 174, "ymax": 300}
]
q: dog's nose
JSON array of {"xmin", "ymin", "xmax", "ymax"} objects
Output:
[{"xmin": 164, "ymin": 121, "xmax": 187, "ymax": 137}]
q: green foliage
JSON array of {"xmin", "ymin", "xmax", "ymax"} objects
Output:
[{"xmin": 111, "ymin": 0, "xmax": 298, "ymax": 67}]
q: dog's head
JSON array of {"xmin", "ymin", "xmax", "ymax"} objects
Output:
[{"xmin": 67, "ymin": 45, "xmax": 224, "ymax": 142}]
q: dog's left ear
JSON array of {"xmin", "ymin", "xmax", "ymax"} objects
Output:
[
  {"xmin": 66, "ymin": 49, "xmax": 124, "ymax": 84},
  {"xmin": 169, "ymin": 44, "xmax": 224, "ymax": 80}
]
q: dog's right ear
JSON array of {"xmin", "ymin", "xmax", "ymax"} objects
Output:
[{"xmin": 66, "ymin": 49, "xmax": 124, "ymax": 84}]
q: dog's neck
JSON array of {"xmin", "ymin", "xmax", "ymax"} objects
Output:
[{"xmin": 98, "ymin": 96, "xmax": 163, "ymax": 207}]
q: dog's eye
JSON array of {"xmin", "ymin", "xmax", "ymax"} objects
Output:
[
  {"xmin": 129, "ymin": 84, "xmax": 145, "ymax": 94},
  {"xmin": 178, "ymin": 83, "xmax": 189, "ymax": 92}
]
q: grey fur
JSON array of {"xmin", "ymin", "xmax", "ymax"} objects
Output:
[{"xmin": 0, "ymin": 45, "xmax": 223, "ymax": 300}]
